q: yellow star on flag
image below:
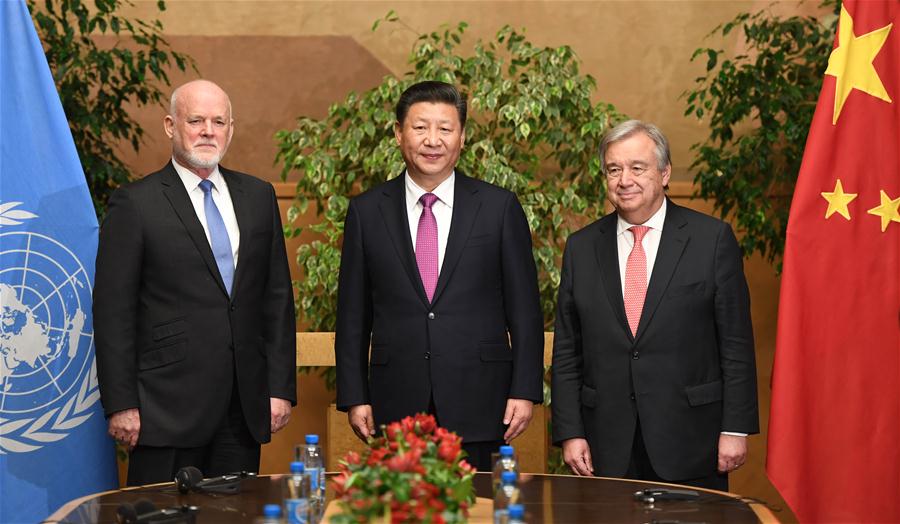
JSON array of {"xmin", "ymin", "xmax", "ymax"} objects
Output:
[
  {"xmin": 825, "ymin": 5, "xmax": 893, "ymax": 125},
  {"xmin": 866, "ymin": 190, "xmax": 900, "ymax": 232},
  {"xmin": 821, "ymin": 179, "xmax": 858, "ymax": 220}
]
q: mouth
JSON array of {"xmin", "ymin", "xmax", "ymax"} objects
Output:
[
  {"xmin": 420, "ymin": 153, "xmax": 442, "ymax": 161},
  {"xmin": 194, "ymin": 143, "xmax": 217, "ymax": 150}
]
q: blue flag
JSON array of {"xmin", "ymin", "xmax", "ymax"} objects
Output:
[{"xmin": 0, "ymin": 1, "xmax": 118, "ymax": 522}]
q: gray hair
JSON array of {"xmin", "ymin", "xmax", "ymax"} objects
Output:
[
  {"xmin": 169, "ymin": 87, "xmax": 179, "ymax": 116},
  {"xmin": 598, "ymin": 120, "xmax": 671, "ymax": 174}
]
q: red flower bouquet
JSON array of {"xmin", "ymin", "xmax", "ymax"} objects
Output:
[{"xmin": 329, "ymin": 413, "xmax": 476, "ymax": 523}]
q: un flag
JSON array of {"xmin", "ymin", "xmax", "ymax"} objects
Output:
[{"xmin": 0, "ymin": 1, "xmax": 118, "ymax": 522}]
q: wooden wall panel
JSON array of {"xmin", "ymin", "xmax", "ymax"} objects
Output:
[
  {"xmin": 116, "ymin": 35, "xmax": 392, "ymax": 184},
  {"xmin": 119, "ymin": 0, "xmax": 824, "ymax": 186}
]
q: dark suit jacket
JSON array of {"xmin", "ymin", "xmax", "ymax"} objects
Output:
[
  {"xmin": 335, "ymin": 172, "xmax": 543, "ymax": 442},
  {"xmin": 551, "ymin": 200, "xmax": 758, "ymax": 480},
  {"xmin": 94, "ymin": 162, "xmax": 296, "ymax": 447}
]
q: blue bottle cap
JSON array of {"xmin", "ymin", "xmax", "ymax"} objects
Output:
[
  {"xmin": 305, "ymin": 434, "xmax": 319, "ymax": 444},
  {"xmin": 290, "ymin": 461, "xmax": 305, "ymax": 474},
  {"xmin": 501, "ymin": 470, "xmax": 518, "ymax": 483},
  {"xmin": 508, "ymin": 504, "xmax": 524, "ymax": 519},
  {"xmin": 500, "ymin": 445, "xmax": 514, "ymax": 456},
  {"xmin": 263, "ymin": 504, "xmax": 282, "ymax": 517}
]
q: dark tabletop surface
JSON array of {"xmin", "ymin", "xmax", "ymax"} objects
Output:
[{"xmin": 48, "ymin": 472, "xmax": 769, "ymax": 523}]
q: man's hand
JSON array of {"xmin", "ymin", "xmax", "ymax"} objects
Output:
[
  {"xmin": 108, "ymin": 408, "xmax": 140, "ymax": 450},
  {"xmin": 562, "ymin": 438, "xmax": 594, "ymax": 476},
  {"xmin": 502, "ymin": 398, "xmax": 533, "ymax": 443},
  {"xmin": 270, "ymin": 398, "xmax": 292, "ymax": 433},
  {"xmin": 348, "ymin": 404, "xmax": 375, "ymax": 441},
  {"xmin": 717, "ymin": 434, "xmax": 748, "ymax": 473}
]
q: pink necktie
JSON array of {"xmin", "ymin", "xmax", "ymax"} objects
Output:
[
  {"xmin": 416, "ymin": 193, "xmax": 439, "ymax": 302},
  {"xmin": 624, "ymin": 225, "xmax": 650, "ymax": 336}
]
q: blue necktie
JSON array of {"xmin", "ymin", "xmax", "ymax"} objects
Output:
[{"xmin": 199, "ymin": 179, "xmax": 234, "ymax": 296}]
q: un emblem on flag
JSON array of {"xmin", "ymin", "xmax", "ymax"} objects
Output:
[{"xmin": 0, "ymin": 204, "xmax": 100, "ymax": 454}]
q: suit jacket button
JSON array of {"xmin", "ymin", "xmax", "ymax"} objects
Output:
[
  {"xmin": 427, "ymin": 312, "xmax": 435, "ymax": 320},
  {"xmin": 230, "ymin": 304, "xmax": 236, "ymax": 311},
  {"xmin": 630, "ymin": 393, "xmax": 636, "ymax": 400},
  {"xmin": 425, "ymin": 352, "xmax": 431, "ymax": 360},
  {"xmin": 632, "ymin": 351, "xmax": 639, "ymax": 359}
]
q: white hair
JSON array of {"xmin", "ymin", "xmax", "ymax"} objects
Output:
[{"xmin": 599, "ymin": 120, "xmax": 671, "ymax": 174}]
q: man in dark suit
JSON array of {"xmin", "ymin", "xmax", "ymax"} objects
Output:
[
  {"xmin": 94, "ymin": 80, "xmax": 296, "ymax": 485},
  {"xmin": 551, "ymin": 120, "xmax": 758, "ymax": 490},
  {"xmin": 334, "ymin": 81, "xmax": 543, "ymax": 470}
]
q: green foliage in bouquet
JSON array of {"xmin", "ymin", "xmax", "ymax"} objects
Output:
[
  {"xmin": 276, "ymin": 12, "xmax": 625, "ymax": 335},
  {"xmin": 684, "ymin": 1, "xmax": 838, "ymax": 270},
  {"xmin": 330, "ymin": 413, "xmax": 476, "ymax": 524}
]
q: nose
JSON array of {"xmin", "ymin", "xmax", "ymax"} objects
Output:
[
  {"xmin": 423, "ymin": 127, "xmax": 439, "ymax": 146},
  {"xmin": 200, "ymin": 119, "xmax": 214, "ymax": 136}
]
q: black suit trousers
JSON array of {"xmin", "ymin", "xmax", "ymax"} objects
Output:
[{"xmin": 126, "ymin": 378, "xmax": 260, "ymax": 486}]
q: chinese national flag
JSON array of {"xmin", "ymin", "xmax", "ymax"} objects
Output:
[{"xmin": 767, "ymin": 1, "xmax": 900, "ymax": 523}]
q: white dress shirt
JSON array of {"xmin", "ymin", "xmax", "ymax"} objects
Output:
[
  {"xmin": 615, "ymin": 198, "xmax": 745, "ymax": 437},
  {"xmin": 405, "ymin": 171, "xmax": 454, "ymax": 274},
  {"xmin": 616, "ymin": 198, "xmax": 666, "ymax": 297},
  {"xmin": 172, "ymin": 159, "xmax": 241, "ymax": 267}
]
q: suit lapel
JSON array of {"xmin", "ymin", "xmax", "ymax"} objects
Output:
[
  {"xmin": 223, "ymin": 167, "xmax": 250, "ymax": 299},
  {"xmin": 378, "ymin": 174, "xmax": 430, "ymax": 305},
  {"xmin": 160, "ymin": 162, "xmax": 230, "ymax": 298},
  {"xmin": 635, "ymin": 200, "xmax": 689, "ymax": 341},
  {"xmin": 594, "ymin": 215, "xmax": 631, "ymax": 339},
  {"xmin": 431, "ymin": 172, "xmax": 480, "ymax": 305}
]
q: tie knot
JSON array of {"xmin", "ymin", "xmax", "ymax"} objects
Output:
[
  {"xmin": 198, "ymin": 179, "xmax": 215, "ymax": 194},
  {"xmin": 420, "ymin": 193, "xmax": 438, "ymax": 209},
  {"xmin": 630, "ymin": 225, "xmax": 650, "ymax": 243}
]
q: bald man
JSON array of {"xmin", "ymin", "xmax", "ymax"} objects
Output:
[{"xmin": 94, "ymin": 80, "xmax": 296, "ymax": 485}]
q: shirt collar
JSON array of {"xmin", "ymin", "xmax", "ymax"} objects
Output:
[
  {"xmin": 405, "ymin": 171, "xmax": 455, "ymax": 210},
  {"xmin": 172, "ymin": 157, "xmax": 224, "ymax": 193},
  {"xmin": 616, "ymin": 198, "xmax": 667, "ymax": 236}
]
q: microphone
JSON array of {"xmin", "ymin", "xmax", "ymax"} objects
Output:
[
  {"xmin": 633, "ymin": 488, "xmax": 700, "ymax": 504},
  {"xmin": 174, "ymin": 466, "xmax": 256, "ymax": 494},
  {"xmin": 116, "ymin": 499, "xmax": 199, "ymax": 523}
]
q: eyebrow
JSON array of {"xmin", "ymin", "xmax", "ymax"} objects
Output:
[
  {"xmin": 411, "ymin": 118, "xmax": 455, "ymax": 124},
  {"xmin": 607, "ymin": 160, "xmax": 648, "ymax": 165}
]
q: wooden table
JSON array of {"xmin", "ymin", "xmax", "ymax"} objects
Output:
[{"xmin": 49, "ymin": 472, "xmax": 778, "ymax": 523}]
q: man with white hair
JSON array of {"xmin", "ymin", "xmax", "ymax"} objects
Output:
[
  {"xmin": 94, "ymin": 80, "xmax": 296, "ymax": 485},
  {"xmin": 551, "ymin": 120, "xmax": 758, "ymax": 490}
]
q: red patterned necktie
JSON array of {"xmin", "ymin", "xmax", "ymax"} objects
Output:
[
  {"xmin": 416, "ymin": 193, "xmax": 439, "ymax": 302},
  {"xmin": 624, "ymin": 225, "xmax": 650, "ymax": 336}
]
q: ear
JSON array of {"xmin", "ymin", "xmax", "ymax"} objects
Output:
[
  {"xmin": 394, "ymin": 121, "xmax": 402, "ymax": 145},
  {"xmin": 460, "ymin": 127, "xmax": 466, "ymax": 149},
  {"xmin": 163, "ymin": 115, "xmax": 175, "ymax": 139},
  {"xmin": 661, "ymin": 163, "xmax": 671, "ymax": 187},
  {"xmin": 227, "ymin": 118, "xmax": 234, "ymax": 145}
]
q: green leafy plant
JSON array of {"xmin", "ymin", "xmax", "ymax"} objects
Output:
[
  {"xmin": 684, "ymin": 2, "xmax": 838, "ymax": 269},
  {"xmin": 276, "ymin": 13, "xmax": 625, "ymax": 336},
  {"xmin": 330, "ymin": 413, "xmax": 476, "ymax": 523},
  {"xmin": 29, "ymin": 0, "xmax": 193, "ymax": 217}
]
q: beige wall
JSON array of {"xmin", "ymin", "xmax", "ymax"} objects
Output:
[
  {"xmin": 108, "ymin": 1, "xmax": 824, "ymax": 521},
  {"xmin": 120, "ymin": 0, "xmax": 825, "ymax": 183}
]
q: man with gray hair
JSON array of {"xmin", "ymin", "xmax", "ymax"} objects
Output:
[
  {"xmin": 551, "ymin": 120, "xmax": 758, "ymax": 490},
  {"xmin": 94, "ymin": 80, "xmax": 296, "ymax": 484}
]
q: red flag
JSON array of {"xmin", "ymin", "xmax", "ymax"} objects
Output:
[{"xmin": 768, "ymin": 1, "xmax": 900, "ymax": 522}]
